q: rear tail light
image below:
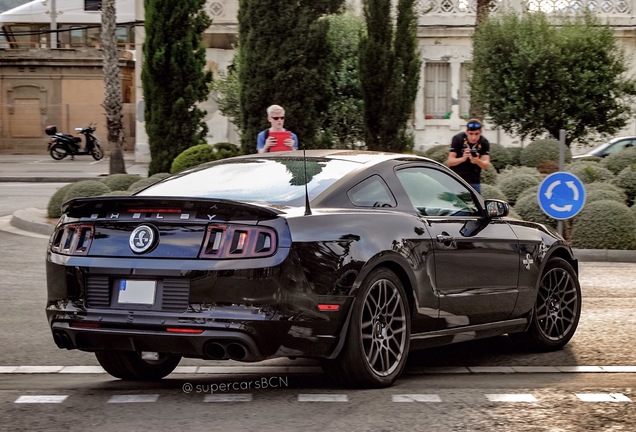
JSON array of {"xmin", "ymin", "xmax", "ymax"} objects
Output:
[
  {"xmin": 199, "ymin": 224, "xmax": 277, "ymax": 259},
  {"xmin": 51, "ymin": 224, "xmax": 94, "ymax": 255}
]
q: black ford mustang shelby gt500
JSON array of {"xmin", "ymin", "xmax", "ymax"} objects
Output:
[{"xmin": 46, "ymin": 150, "xmax": 581, "ymax": 388}]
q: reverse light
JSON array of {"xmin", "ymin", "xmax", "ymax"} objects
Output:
[{"xmin": 199, "ymin": 224, "xmax": 277, "ymax": 259}]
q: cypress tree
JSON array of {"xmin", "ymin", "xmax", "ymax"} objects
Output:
[
  {"xmin": 360, "ymin": 0, "xmax": 420, "ymax": 152},
  {"xmin": 238, "ymin": 0, "xmax": 344, "ymax": 154},
  {"xmin": 142, "ymin": 0, "xmax": 212, "ymax": 175}
]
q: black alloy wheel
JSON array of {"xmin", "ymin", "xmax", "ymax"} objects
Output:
[
  {"xmin": 49, "ymin": 143, "xmax": 68, "ymax": 160},
  {"xmin": 323, "ymin": 267, "xmax": 411, "ymax": 388},
  {"xmin": 95, "ymin": 350, "xmax": 181, "ymax": 380},
  {"xmin": 511, "ymin": 257, "xmax": 582, "ymax": 351}
]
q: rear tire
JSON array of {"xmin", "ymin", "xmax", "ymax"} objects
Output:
[
  {"xmin": 95, "ymin": 350, "xmax": 181, "ymax": 380},
  {"xmin": 91, "ymin": 144, "xmax": 104, "ymax": 161},
  {"xmin": 50, "ymin": 143, "xmax": 68, "ymax": 160},
  {"xmin": 510, "ymin": 257, "xmax": 581, "ymax": 351},
  {"xmin": 322, "ymin": 267, "xmax": 410, "ymax": 388}
]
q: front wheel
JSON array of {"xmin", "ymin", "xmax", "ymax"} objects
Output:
[
  {"xmin": 91, "ymin": 143, "xmax": 104, "ymax": 161},
  {"xmin": 49, "ymin": 143, "xmax": 68, "ymax": 160},
  {"xmin": 510, "ymin": 257, "xmax": 582, "ymax": 351},
  {"xmin": 322, "ymin": 268, "xmax": 411, "ymax": 388},
  {"xmin": 95, "ymin": 350, "xmax": 181, "ymax": 380}
]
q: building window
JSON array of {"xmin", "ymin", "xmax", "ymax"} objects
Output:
[
  {"xmin": 424, "ymin": 62, "xmax": 451, "ymax": 119},
  {"xmin": 85, "ymin": 0, "xmax": 101, "ymax": 11},
  {"xmin": 459, "ymin": 63, "xmax": 471, "ymax": 119}
]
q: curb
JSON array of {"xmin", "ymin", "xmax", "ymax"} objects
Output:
[{"xmin": 8, "ymin": 208, "xmax": 636, "ymax": 263}]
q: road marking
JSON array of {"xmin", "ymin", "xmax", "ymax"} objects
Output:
[
  {"xmin": 485, "ymin": 394, "xmax": 538, "ymax": 402},
  {"xmin": 107, "ymin": 394, "xmax": 160, "ymax": 403},
  {"xmin": 576, "ymin": 393, "xmax": 632, "ymax": 402},
  {"xmin": 204, "ymin": 394, "xmax": 253, "ymax": 402},
  {"xmin": 393, "ymin": 394, "xmax": 442, "ymax": 403},
  {"xmin": 1, "ymin": 365, "xmax": 636, "ymax": 375},
  {"xmin": 15, "ymin": 395, "xmax": 68, "ymax": 404},
  {"xmin": 298, "ymin": 394, "xmax": 348, "ymax": 402}
]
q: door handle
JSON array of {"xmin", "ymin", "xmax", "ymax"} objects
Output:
[{"xmin": 436, "ymin": 234, "xmax": 453, "ymax": 243}]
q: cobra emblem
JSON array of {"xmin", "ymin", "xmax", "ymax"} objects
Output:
[{"xmin": 129, "ymin": 225, "xmax": 157, "ymax": 254}]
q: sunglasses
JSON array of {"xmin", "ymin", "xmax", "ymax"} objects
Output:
[
  {"xmin": 467, "ymin": 122, "xmax": 481, "ymax": 131},
  {"xmin": 271, "ymin": 116, "xmax": 285, "ymax": 121}
]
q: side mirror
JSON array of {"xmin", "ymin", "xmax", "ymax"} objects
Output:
[{"xmin": 485, "ymin": 199, "xmax": 509, "ymax": 218}]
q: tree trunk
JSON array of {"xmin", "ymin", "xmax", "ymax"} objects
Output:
[{"xmin": 101, "ymin": 0, "xmax": 127, "ymax": 174}]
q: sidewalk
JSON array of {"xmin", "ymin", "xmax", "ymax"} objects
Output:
[
  {"xmin": 2, "ymin": 154, "xmax": 636, "ymax": 262},
  {"xmin": 0, "ymin": 153, "xmax": 148, "ymax": 182}
]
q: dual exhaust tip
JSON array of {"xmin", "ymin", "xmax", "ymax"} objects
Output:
[{"xmin": 203, "ymin": 341, "xmax": 252, "ymax": 361}]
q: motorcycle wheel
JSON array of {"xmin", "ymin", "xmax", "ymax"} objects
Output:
[
  {"xmin": 50, "ymin": 143, "xmax": 68, "ymax": 160},
  {"xmin": 92, "ymin": 144, "xmax": 104, "ymax": 161}
]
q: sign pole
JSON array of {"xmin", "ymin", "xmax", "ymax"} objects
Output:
[{"xmin": 557, "ymin": 130, "xmax": 566, "ymax": 236}]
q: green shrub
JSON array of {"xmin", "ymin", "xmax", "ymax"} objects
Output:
[
  {"xmin": 520, "ymin": 139, "xmax": 572, "ymax": 168},
  {"xmin": 498, "ymin": 173, "xmax": 541, "ymax": 206},
  {"xmin": 47, "ymin": 183, "xmax": 75, "ymax": 218},
  {"xmin": 424, "ymin": 144, "xmax": 449, "ymax": 164},
  {"xmin": 150, "ymin": 172, "xmax": 171, "ymax": 181},
  {"xmin": 480, "ymin": 165, "xmax": 498, "ymax": 185},
  {"xmin": 170, "ymin": 144, "xmax": 219, "ymax": 174},
  {"xmin": 565, "ymin": 161, "xmax": 614, "ymax": 184},
  {"xmin": 100, "ymin": 190, "xmax": 134, "ymax": 197},
  {"xmin": 516, "ymin": 185, "xmax": 540, "ymax": 203},
  {"xmin": 170, "ymin": 142, "xmax": 242, "ymax": 174},
  {"xmin": 480, "ymin": 184, "xmax": 507, "ymax": 201},
  {"xmin": 513, "ymin": 194, "xmax": 557, "ymax": 229},
  {"xmin": 497, "ymin": 166, "xmax": 543, "ymax": 186},
  {"xmin": 601, "ymin": 147, "xmax": 636, "ymax": 175},
  {"xmin": 488, "ymin": 143, "xmax": 511, "ymax": 172},
  {"xmin": 507, "ymin": 207, "xmax": 522, "ymax": 220},
  {"xmin": 612, "ymin": 164, "xmax": 636, "ymax": 206},
  {"xmin": 63, "ymin": 180, "xmax": 111, "ymax": 203},
  {"xmin": 212, "ymin": 142, "xmax": 242, "ymax": 159},
  {"xmin": 507, "ymin": 146, "xmax": 523, "ymax": 166},
  {"xmin": 571, "ymin": 200, "xmax": 636, "ymax": 249},
  {"xmin": 128, "ymin": 177, "xmax": 164, "ymax": 193},
  {"xmin": 583, "ymin": 181, "xmax": 627, "ymax": 203},
  {"xmin": 101, "ymin": 174, "xmax": 142, "ymax": 191}
]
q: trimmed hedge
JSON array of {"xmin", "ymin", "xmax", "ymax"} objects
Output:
[
  {"xmin": 101, "ymin": 174, "xmax": 142, "ymax": 191},
  {"xmin": 63, "ymin": 180, "xmax": 111, "ymax": 203},
  {"xmin": 507, "ymin": 146, "xmax": 523, "ymax": 167},
  {"xmin": 516, "ymin": 185, "xmax": 540, "ymax": 203},
  {"xmin": 47, "ymin": 183, "xmax": 75, "ymax": 218},
  {"xmin": 612, "ymin": 164, "xmax": 636, "ymax": 206},
  {"xmin": 479, "ymin": 184, "xmax": 507, "ymax": 201},
  {"xmin": 601, "ymin": 147, "xmax": 636, "ymax": 175},
  {"xmin": 513, "ymin": 194, "xmax": 558, "ymax": 229},
  {"xmin": 571, "ymin": 200, "xmax": 636, "ymax": 249},
  {"xmin": 520, "ymin": 139, "xmax": 572, "ymax": 168},
  {"xmin": 565, "ymin": 161, "xmax": 615, "ymax": 184},
  {"xmin": 497, "ymin": 173, "xmax": 541, "ymax": 206},
  {"xmin": 488, "ymin": 143, "xmax": 512, "ymax": 172},
  {"xmin": 170, "ymin": 142, "xmax": 242, "ymax": 174},
  {"xmin": 423, "ymin": 144, "xmax": 449, "ymax": 164},
  {"xmin": 480, "ymin": 165, "xmax": 498, "ymax": 186},
  {"xmin": 497, "ymin": 166, "xmax": 543, "ymax": 185}
]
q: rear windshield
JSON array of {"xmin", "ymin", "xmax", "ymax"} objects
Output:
[{"xmin": 138, "ymin": 157, "xmax": 361, "ymax": 206}]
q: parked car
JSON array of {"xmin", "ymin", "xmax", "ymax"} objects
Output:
[
  {"xmin": 45, "ymin": 150, "xmax": 582, "ymax": 388},
  {"xmin": 573, "ymin": 136, "xmax": 636, "ymax": 160}
]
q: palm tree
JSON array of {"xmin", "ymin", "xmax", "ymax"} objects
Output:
[{"xmin": 101, "ymin": 0, "xmax": 126, "ymax": 174}]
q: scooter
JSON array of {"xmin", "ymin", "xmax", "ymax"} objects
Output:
[{"xmin": 45, "ymin": 124, "xmax": 104, "ymax": 161}]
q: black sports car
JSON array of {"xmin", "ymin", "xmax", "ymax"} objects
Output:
[{"xmin": 46, "ymin": 150, "xmax": 582, "ymax": 388}]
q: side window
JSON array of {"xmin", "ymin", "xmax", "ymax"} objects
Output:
[
  {"xmin": 396, "ymin": 167, "xmax": 479, "ymax": 216},
  {"xmin": 347, "ymin": 175, "xmax": 397, "ymax": 208}
]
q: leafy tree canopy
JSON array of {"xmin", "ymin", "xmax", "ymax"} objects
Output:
[{"xmin": 471, "ymin": 12, "xmax": 636, "ymax": 145}]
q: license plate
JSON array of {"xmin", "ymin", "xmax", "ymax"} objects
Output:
[{"xmin": 118, "ymin": 280, "xmax": 156, "ymax": 305}]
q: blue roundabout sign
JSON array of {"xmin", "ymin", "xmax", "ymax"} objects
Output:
[{"xmin": 537, "ymin": 172, "xmax": 586, "ymax": 220}]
